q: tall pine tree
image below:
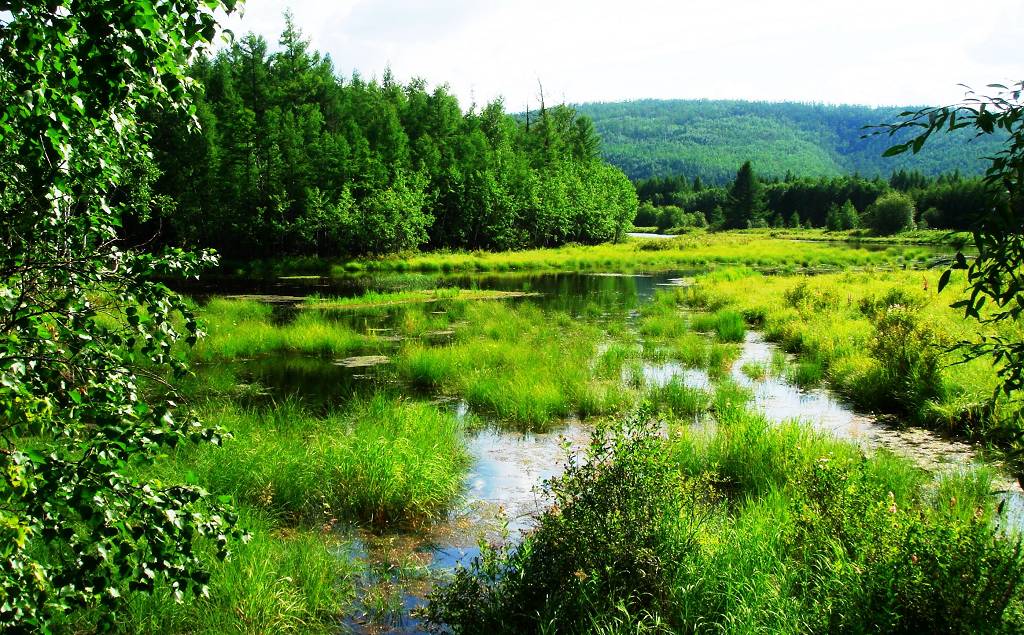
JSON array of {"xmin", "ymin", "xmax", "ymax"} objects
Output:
[{"xmin": 724, "ymin": 161, "xmax": 766, "ymax": 228}]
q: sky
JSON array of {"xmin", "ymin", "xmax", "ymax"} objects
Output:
[{"xmin": 218, "ymin": 0, "xmax": 1023, "ymax": 110}]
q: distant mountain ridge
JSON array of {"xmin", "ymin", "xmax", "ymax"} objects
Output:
[{"xmin": 574, "ymin": 99, "xmax": 1003, "ymax": 183}]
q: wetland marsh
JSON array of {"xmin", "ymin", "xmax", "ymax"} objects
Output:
[{"xmin": 110, "ymin": 238, "xmax": 1023, "ymax": 633}]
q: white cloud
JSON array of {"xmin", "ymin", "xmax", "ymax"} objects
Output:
[{"xmin": 218, "ymin": 0, "xmax": 1024, "ymax": 109}]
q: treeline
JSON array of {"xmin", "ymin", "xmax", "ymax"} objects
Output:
[
  {"xmin": 634, "ymin": 165, "xmax": 1003, "ymax": 234},
  {"xmin": 140, "ymin": 16, "xmax": 636, "ymax": 259},
  {"xmin": 577, "ymin": 99, "xmax": 1004, "ymax": 182}
]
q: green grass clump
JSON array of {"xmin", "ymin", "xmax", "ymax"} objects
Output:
[
  {"xmin": 691, "ymin": 309, "xmax": 746, "ymax": 342},
  {"xmin": 740, "ymin": 361, "xmax": 768, "ymax": 380},
  {"xmin": 427, "ymin": 408, "xmax": 1024, "ymax": 632},
  {"xmin": 395, "ymin": 303, "xmax": 633, "ymax": 429},
  {"xmin": 194, "ymin": 298, "xmax": 376, "ymax": 361},
  {"xmin": 706, "ymin": 343, "xmax": 740, "ymax": 378},
  {"xmin": 118, "ymin": 508, "xmax": 355, "ymax": 634},
  {"xmin": 648, "ymin": 379, "xmax": 712, "ymax": 419},
  {"xmin": 788, "ymin": 355, "xmax": 825, "ymax": 387},
  {"xmin": 665, "ymin": 332, "xmax": 709, "ymax": 368},
  {"xmin": 174, "ymin": 395, "xmax": 468, "ymax": 527}
]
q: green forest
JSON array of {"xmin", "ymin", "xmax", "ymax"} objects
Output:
[
  {"xmin": 633, "ymin": 164, "xmax": 1002, "ymax": 233},
  {"xmin": 577, "ymin": 99, "xmax": 1006, "ymax": 182},
  {"xmin": 142, "ymin": 16, "xmax": 636, "ymax": 259}
]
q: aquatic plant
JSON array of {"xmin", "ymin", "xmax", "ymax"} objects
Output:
[
  {"xmin": 118, "ymin": 509, "xmax": 355, "ymax": 634},
  {"xmin": 681, "ymin": 267, "xmax": 1024, "ymax": 443},
  {"xmin": 648, "ymin": 379, "xmax": 712, "ymax": 419},
  {"xmin": 395, "ymin": 302, "xmax": 634, "ymax": 428}
]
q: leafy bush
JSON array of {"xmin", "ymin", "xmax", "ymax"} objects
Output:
[
  {"xmin": 426, "ymin": 413, "xmax": 710, "ymax": 632},
  {"xmin": 427, "ymin": 406, "xmax": 1024, "ymax": 633},
  {"xmin": 795, "ymin": 456, "xmax": 1024, "ymax": 633},
  {"xmin": 869, "ymin": 305, "xmax": 944, "ymax": 413},
  {"xmin": 865, "ymin": 191, "xmax": 917, "ymax": 235}
]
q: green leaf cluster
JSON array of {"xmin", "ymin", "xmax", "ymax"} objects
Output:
[{"xmin": 0, "ymin": 1, "xmax": 245, "ymax": 629}]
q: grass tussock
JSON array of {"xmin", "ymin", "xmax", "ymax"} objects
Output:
[
  {"xmin": 647, "ymin": 379, "xmax": 712, "ymax": 420},
  {"xmin": 691, "ymin": 309, "xmax": 746, "ymax": 343},
  {"xmin": 118, "ymin": 509, "xmax": 356, "ymax": 634},
  {"xmin": 169, "ymin": 395, "xmax": 469, "ymax": 527},
  {"xmin": 395, "ymin": 302, "xmax": 634, "ymax": 429},
  {"xmin": 194, "ymin": 298, "xmax": 377, "ymax": 361}
]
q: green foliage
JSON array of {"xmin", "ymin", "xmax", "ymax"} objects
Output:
[
  {"xmin": 865, "ymin": 191, "xmax": 917, "ymax": 235},
  {"xmin": 638, "ymin": 168, "xmax": 997, "ymax": 232},
  {"xmin": 426, "ymin": 412, "xmax": 706, "ymax": 632},
  {"xmin": 118, "ymin": 509, "xmax": 355, "ymax": 634},
  {"xmin": 426, "ymin": 407, "xmax": 1024, "ymax": 633},
  {"xmin": 724, "ymin": 161, "xmax": 767, "ymax": 229},
  {"xmin": 825, "ymin": 199, "xmax": 861, "ymax": 230},
  {"xmin": 683, "ymin": 268, "xmax": 1023, "ymax": 442},
  {"xmin": 0, "ymin": 1, "xmax": 244, "ymax": 629}
]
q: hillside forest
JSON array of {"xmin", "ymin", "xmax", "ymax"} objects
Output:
[{"xmin": 577, "ymin": 99, "xmax": 1006, "ymax": 182}]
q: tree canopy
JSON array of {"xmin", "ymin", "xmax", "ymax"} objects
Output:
[
  {"xmin": 577, "ymin": 99, "xmax": 1006, "ymax": 182},
  {"xmin": 141, "ymin": 18, "xmax": 637, "ymax": 259}
]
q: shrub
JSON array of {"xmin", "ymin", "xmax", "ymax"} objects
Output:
[
  {"xmin": 426, "ymin": 413, "xmax": 710, "ymax": 632},
  {"xmin": 869, "ymin": 305, "xmax": 944, "ymax": 414},
  {"xmin": 865, "ymin": 191, "xmax": 916, "ymax": 235}
]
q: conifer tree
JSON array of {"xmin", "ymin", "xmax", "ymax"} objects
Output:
[{"xmin": 724, "ymin": 161, "xmax": 766, "ymax": 229}]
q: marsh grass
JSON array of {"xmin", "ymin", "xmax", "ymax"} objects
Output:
[
  {"xmin": 648, "ymin": 379, "xmax": 712, "ymax": 419},
  {"xmin": 300, "ymin": 288, "xmax": 537, "ymax": 310},
  {"xmin": 740, "ymin": 361, "xmax": 768, "ymax": 380},
  {"xmin": 691, "ymin": 309, "xmax": 745, "ymax": 343},
  {"xmin": 194, "ymin": 298, "xmax": 378, "ymax": 361},
  {"xmin": 787, "ymin": 355, "xmax": 825, "ymax": 387},
  {"xmin": 337, "ymin": 233, "xmax": 914, "ymax": 275},
  {"xmin": 596, "ymin": 343, "xmax": 643, "ymax": 379},
  {"xmin": 706, "ymin": 343, "xmax": 740, "ymax": 379},
  {"xmin": 117, "ymin": 508, "xmax": 355, "ymax": 634},
  {"xmin": 680, "ymin": 267, "xmax": 1024, "ymax": 444},
  {"xmin": 664, "ymin": 332, "xmax": 709, "ymax": 367},
  {"xmin": 395, "ymin": 303, "xmax": 634, "ymax": 428},
  {"xmin": 168, "ymin": 395, "xmax": 468, "ymax": 527}
]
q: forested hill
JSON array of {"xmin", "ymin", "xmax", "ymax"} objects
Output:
[{"xmin": 575, "ymin": 99, "xmax": 1004, "ymax": 182}]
